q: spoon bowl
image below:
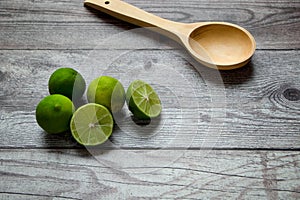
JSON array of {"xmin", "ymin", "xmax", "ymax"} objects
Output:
[
  {"xmin": 84, "ymin": 0, "xmax": 256, "ymax": 70},
  {"xmin": 186, "ymin": 22, "xmax": 255, "ymax": 69}
]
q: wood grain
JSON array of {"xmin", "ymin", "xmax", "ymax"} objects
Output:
[
  {"xmin": 0, "ymin": 0, "xmax": 299, "ymax": 50},
  {"xmin": 1, "ymin": 149, "xmax": 300, "ymax": 199},
  {"xmin": 1, "ymin": 0, "xmax": 300, "ymax": 199},
  {"xmin": 0, "ymin": 49, "xmax": 299, "ymax": 148}
]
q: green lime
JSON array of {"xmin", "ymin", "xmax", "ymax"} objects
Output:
[
  {"xmin": 70, "ymin": 103, "xmax": 114, "ymax": 146},
  {"xmin": 35, "ymin": 94, "xmax": 74, "ymax": 134},
  {"xmin": 87, "ymin": 76, "xmax": 125, "ymax": 113},
  {"xmin": 48, "ymin": 68, "xmax": 86, "ymax": 100},
  {"xmin": 126, "ymin": 80, "xmax": 162, "ymax": 120}
]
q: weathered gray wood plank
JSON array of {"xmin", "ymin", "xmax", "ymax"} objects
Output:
[
  {"xmin": 0, "ymin": 0, "xmax": 299, "ymax": 49},
  {"xmin": 1, "ymin": 0, "xmax": 299, "ymax": 199},
  {"xmin": 1, "ymin": 149, "xmax": 299, "ymax": 199},
  {"xmin": 0, "ymin": 49, "xmax": 299, "ymax": 148}
]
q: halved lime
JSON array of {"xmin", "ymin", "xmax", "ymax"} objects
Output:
[
  {"xmin": 70, "ymin": 103, "xmax": 114, "ymax": 146},
  {"xmin": 126, "ymin": 80, "xmax": 162, "ymax": 120}
]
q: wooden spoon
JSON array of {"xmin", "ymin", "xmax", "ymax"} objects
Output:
[{"xmin": 84, "ymin": 0, "xmax": 256, "ymax": 70}]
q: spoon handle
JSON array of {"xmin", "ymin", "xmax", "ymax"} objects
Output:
[{"xmin": 84, "ymin": 0, "xmax": 185, "ymax": 40}]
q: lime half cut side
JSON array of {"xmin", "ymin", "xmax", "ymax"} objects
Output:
[
  {"xmin": 70, "ymin": 103, "xmax": 114, "ymax": 146},
  {"xmin": 126, "ymin": 80, "xmax": 162, "ymax": 120}
]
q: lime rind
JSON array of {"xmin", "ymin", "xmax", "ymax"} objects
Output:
[
  {"xmin": 70, "ymin": 103, "xmax": 114, "ymax": 146},
  {"xmin": 87, "ymin": 76, "xmax": 125, "ymax": 113},
  {"xmin": 48, "ymin": 68, "xmax": 86, "ymax": 100},
  {"xmin": 126, "ymin": 80, "xmax": 162, "ymax": 119},
  {"xmin": 35, "ymin": 94, "xmax": 74, "ymax": 134}
]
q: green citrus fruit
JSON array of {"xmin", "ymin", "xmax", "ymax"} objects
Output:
[
  {"xmin": 87, "ymin": 76, "xmax": 125, "ymax": 113},
  {"xmin": 35, "ymin": 94, "xmax": 75, "ymax": 134},
  {"xmin": 126, "ymin": 80, "xmax": 162, "ymax": 120},
  {"xmin": 48, "ymin": 68, "xmax": 86, "ymax": 100},
  {"xmin": 70, "ymin": 103, "xmax": 114, "ymax": 146}
]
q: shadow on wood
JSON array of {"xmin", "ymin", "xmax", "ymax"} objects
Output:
[
  {"xmin": 85, "ymin": 5, "xmax": 138, "ymax": 30},
  {"xmin": 220, "ymin": 61, "xmax": 254, "ymax": 86}
]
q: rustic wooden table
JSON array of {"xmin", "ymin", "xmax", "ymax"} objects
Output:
[{"xmin": 1, "ymin": 0, "xmax": 299, "ymax": 199}]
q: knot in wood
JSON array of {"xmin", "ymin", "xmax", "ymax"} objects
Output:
[{"xmin": 283, "ymin": 88, "xmax": 300, "ymax": 101}]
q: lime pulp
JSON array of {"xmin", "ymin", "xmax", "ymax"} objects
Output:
[
  {"xmin": 126, "ymin": 80, "xmax": 162, "ymax": 119},
  {"xmin": 70, "ymin": 103, "xmax": 114, "ymax": 146}
]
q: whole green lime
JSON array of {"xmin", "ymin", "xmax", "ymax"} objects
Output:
[
  {"xmin": 36, "ymin": 94, "xmax": 75, "ymax": 134},
  {"xmin": 87, "ymin": 76, "xmax": 125, "ymax": 113},
  {"xmin": 48, "ymin": 68, "xmax": 86, "ymax": 100}
]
